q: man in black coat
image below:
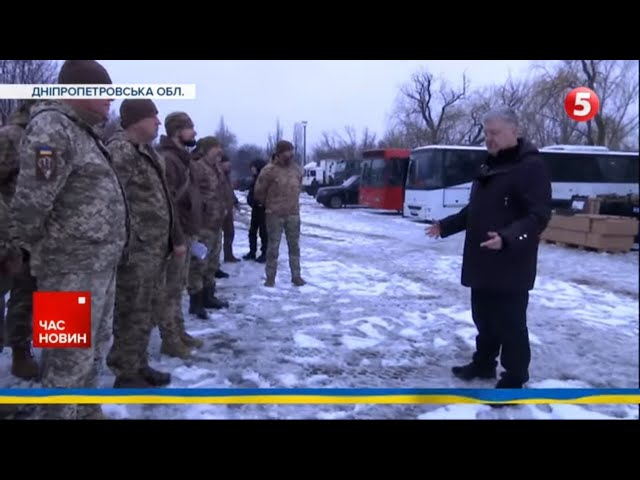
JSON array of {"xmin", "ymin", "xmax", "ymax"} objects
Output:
[
  {"xmin": 426, "ymin": 106, "xmax": 552, "ymax": 389},
  {"xmin": 244, "ymin": 158, "xmax": 268, "ymax": 263}
]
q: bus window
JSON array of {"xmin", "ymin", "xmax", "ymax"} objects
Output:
[
  {"xmin": 444, "ymin": 150, "xmax": 484, "ymax": 187},
  {"xmin": 406, "ymin": 150, "xmax": 443, "ymax": 190},
  {"xmin": 388, "ymin": 158, "xmax": 407, "ymax": 186},
  {"xmin": 596, "ymin": 155, "xmax": 639, "ymax": 183},
  {"xmin": 543, "ymin": 153, "xmax": 601, "ymax": 182},
  {"xmin": 370, "ymin": 158, "xmax": 386, "ymax": 186}
]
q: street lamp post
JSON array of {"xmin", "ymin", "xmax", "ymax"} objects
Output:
[{"xmin": 301, "ymin": 121, "xmax": 307, "ymax": 165}]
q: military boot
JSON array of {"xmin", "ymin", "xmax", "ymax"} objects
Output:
[
  {"xmin": 11, "ymin": 347, "xmax": 40, "ymax": 380},
  {"xmin": 203, "ymin": 284, "xmax": 229, "ymax": 309},
  {"xmin": 215, "ymin": 269, "xmax": 229, "ymax": 279},
  {"xmin": 243, "ymin": 251, "xmax": 256, "ymax": 260},
  {"xmin": 264, "ymin": 277, "xmax": 275, "ymax": 287},
  {"xmin": 113, "ymin": 375, "xmax": 153, "ymax": 388},
  {"xmin": 292, "ymin": 277, "xmax": 307, "ymax": 287},
  {"xmin": 160, "ymin": 340, "xmax": 192, "ymax": 359},
  {"xmin": 255, "ymin": 252, "xmax": 266, "ymax": 263},
  {"xmin": 181, "ymin": 331, "xmax": 204, "ymax": 348},
  {"xmin": 140, "ymin": 365, "xmax": 171, "ymax": 387},
  {"xmin": 189, "ymin": 291, "xmax": 208, "ymax": 319}
]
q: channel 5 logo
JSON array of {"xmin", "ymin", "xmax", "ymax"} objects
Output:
[{"xmin": 564, "ymin": 87, "xmax": 600, "ymax": 122}]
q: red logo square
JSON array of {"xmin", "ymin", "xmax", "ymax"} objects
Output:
[{"xmin": 33, "ymin": 292, "xmax": 91, "ymax": 348}]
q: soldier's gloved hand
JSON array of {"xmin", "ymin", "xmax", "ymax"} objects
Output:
[{"xmin": 173, "ymin": 244, "xmax": 187, "ymax": 257}]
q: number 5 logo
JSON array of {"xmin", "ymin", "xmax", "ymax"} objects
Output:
[{"xmin": 565, "ymin": 87, "xmax": 600, "ymax": 122}]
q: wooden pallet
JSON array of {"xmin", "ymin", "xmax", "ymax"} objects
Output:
[{"xmin": 541, "ymin": 239, "xmax": 630, "ymax": 254}]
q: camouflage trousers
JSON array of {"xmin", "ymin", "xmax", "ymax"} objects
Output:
[
  {"xmin": 265, "ymin": 214, "xmax": 301, "ymax": 281},
  {"xmin": 0, "ymin": 259, "xmax": 36, "ymax": 351},
  {"xmin": 36, "ymin": 268, "xmax": 117, "ymax": 420},
  {"xmin": 187, "ymin": 228, "xmax": 220, "ymax": 295},
  {"xmin": 107, "ymin": 255, "xmax": 167, "ymax": 378},
  {"xmin": 158, "ymin": 239, "xmax": 192, "ymax": 342}
]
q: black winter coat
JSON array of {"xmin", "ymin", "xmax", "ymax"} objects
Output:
[{"xmin": 438, "ymin": 139, "xmax": 552, "ymax": 292}]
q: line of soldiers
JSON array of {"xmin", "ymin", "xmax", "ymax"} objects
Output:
[{"xmin": 0, "ymin": 60, "xmax": 307, "ymax": 419}]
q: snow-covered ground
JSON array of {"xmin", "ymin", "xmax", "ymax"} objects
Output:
[{"xmin": 1, "ymin": 193, "xmax": 638, "ymax": 420}]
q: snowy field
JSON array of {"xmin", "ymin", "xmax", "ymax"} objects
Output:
[{"xmin": 1, "ymin": 193, "xmax": 638, "ymax": 420}]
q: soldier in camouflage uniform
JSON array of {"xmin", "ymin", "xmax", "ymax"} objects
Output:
[
  {"xmin": 0, "ymin": 99, "xmax": 39, "ymax": 379},
  {"xmin": 10, "ymin": 60, "xmax": 129, "ymax": 420},
  {"xmin": 187, "ymin": 137, "xmax": 230, "ymax": 318},
  {"xmin": 105, "ymin": 99, "xmax": 181, "ymax": 388},
  {"xmin": 253, "ymin": 140, "xmax": 306, "ymax": 287},
  {"xmin": 0, "ymin": 196, "xmax": 25, "ymax": 420},
  {"xmin": 156, "ymin": 112, "xmax": 203, "ymax": 358}
]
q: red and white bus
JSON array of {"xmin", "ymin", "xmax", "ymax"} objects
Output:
[{"xmin": 359, "ymin": 148, "xmax": 411, "ymax": 212}]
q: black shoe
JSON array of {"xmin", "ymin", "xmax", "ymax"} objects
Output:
[
  {"xmin": 243, "ymin": 252, "xmax": 256, "ymax": 260},
  {"xmin": 490, "ymin": 375, "xmax": 525, "ymax": 408},
  {"xmin": 140, "ymin": 366, "xmax": 171, "ymax": 387},
  {"xmin": 202, "ymin": 284, "xmax": 229, "ymax": 309},
  {"xmin": 495, "ymin": 373, "xmax": 526, "ymax": 389},
  {"xmin": 451, "ymin": 362, "xmax": 496, "ymax": 381},
  {"xmin": 113, "ymin": 376, "xmax": 153, "ymax": 388},
  {"xmin": 255, "ymin": 253, "xmax": 266, "ymax": 263},
  {"xmin": 189, "ymin": 292, "xmax": 209, "ymax": 319},
  {"xmin": 215, "ymin": 269, "xmax": 229, "ymax": 279}
]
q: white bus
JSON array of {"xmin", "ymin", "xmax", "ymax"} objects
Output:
[{"xmin": 403, "ymin": 144, "xmax": 639, "ymax": 222}]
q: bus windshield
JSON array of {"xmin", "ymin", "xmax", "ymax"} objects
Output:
[
  {"xmin": 406, "ymin": 150, "xmax": 444, "ymax": 190},
  {"xmin": 361, "ymin": 157, "xmax": 406, "ymax": 187},
  {"xmin": 361, "ymin": 158, "xmax": 385, "ymax": 187}
]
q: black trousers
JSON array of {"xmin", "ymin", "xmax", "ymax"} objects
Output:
[
  {"xmin": 470, "ymin": 289, "xmax": 531, "ymax": 383},
  {"xmin": 249, "ymin": 206, "xmax": 267, "ymax": 254}
]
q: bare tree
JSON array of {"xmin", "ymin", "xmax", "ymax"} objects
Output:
[
  {"xmin": 0, "ymin": 60, "xmax": 59, "ymax": 124},
  {"xmin": 393, "ymin": 68, "xmax": 470, "ymax": 145},
  {"xmin": 214, "ymin": 116, "xmax": 238, "ymax": 152},
  {"xmin": 312, "ymin": 126, "xmax": 378, "ymax": 160},
  {"xmin": 524, "ymin": 60, "xmax": 639, "ymax": 149},
  {"xmin": 265, "ymin": 118, "xmax": 284, "ymax": 156}
]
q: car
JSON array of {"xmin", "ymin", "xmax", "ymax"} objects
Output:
[{"xmin": 316, "ymin": 175, "xmax": 360, "ymax": 209}]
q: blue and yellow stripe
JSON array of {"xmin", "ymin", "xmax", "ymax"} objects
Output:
[{"xmin": 0, "ymin": 388, "xmax": 639, "ymax": 405}]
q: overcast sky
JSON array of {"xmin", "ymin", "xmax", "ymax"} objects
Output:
[{"xmin": 92, "ymin": 60, "xmax": 533, "ymax": 150}]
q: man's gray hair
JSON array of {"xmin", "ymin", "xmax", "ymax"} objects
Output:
[{"xmin": 482, "ymin": 106, "xmax": 519, "ymax": 127}]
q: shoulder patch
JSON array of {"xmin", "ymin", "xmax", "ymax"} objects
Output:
[{"xmin": 35, "ymin": 146, "xmax": 57, "ymax": 181}]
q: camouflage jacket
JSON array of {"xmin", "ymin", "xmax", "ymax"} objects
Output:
[
  {"xmin": 10, "ymin": 101, "xmax": 130, "ymax": 276},
  {"xmin": 0, "ymin": 196, "xmax": 20, "ymax": 266},
  {"xmin": 107, "ymin": 129, "xmax": 175, "ymax": 260},
  {"xmin": 157, "ymin": 135, "xmax": 202, "ymax": 241},
  {"xmin": 194, "ymin": 156, "xmax": 232, "ymax": 231},
  {"xmin": 0, "ymin": 106, "xmax": 30, "ymax": 204},
  {"xmin": 254, "ymin": 158, "xmax": 303, "ymax": 216}
]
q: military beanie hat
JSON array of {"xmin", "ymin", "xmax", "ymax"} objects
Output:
[
  {"xmin": 120, "ymin": 99, "xmax": 158, "ymax": 128},
  {"xmin": 194, "ymin": 136, "xmax": 221, "ymax": 156},
  {"xmin": 165, "ymin": 112, "xmax": 194, "ymax": 137},
  {"xmin": 58, "ymin": 60, "xmax": 112, "ymax": 84},
  {"xmin": 275, "ymin": 140, "xmax": 294, "ymax": 155}
]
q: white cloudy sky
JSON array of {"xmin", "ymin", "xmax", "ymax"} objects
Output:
[{"xmin": 90, "ymin": 60, "xmax": 533, "ymax": 149}]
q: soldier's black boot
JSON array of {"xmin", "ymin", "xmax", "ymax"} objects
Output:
[
  {"xmin": 189, "ymin": 292, "xmax": 208, "ymax": 319},
  {"xmin": 140, "ymin": 365, "xmax": 171, "ymax": 387},
  {"xmin": 11, "ymin": 347, "xmax": 40, "ymax": 380},
  {"xmin": 215, "ymin": 269, "xmax": 229, "ymax": 279},
  {"xmin": 255, "ymin": 252, "xmax": 266, "ymax": 263},
  {"xmin": 203, "ymin": 284, "xmax": 229, "ymax": 309},
  {"xmin": 451, "ymin": 362, "xmax": 496, "ymax": 381},
  {"xmin": 113, "ymin": 375, "xmax": 153, "ymax": 388},
  {"xmin": 243, "ymin": 252, "xmax": 256, "ymax": 260}
]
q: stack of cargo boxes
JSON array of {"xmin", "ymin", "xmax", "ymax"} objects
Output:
[{"xmin": 541, "ymin": 213, "xmax": 639, "ymax": 253}]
